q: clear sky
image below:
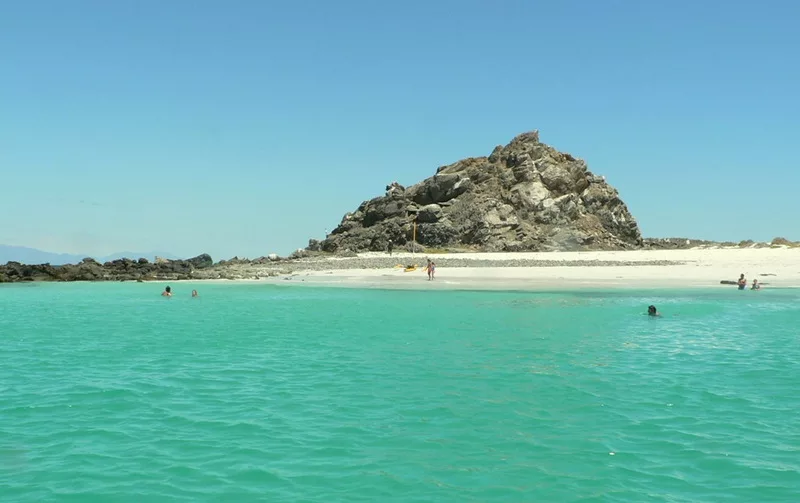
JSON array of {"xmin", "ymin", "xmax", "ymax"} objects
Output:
[{"xmin": 2, "ymin": 0, "xmax": 798, "ymax": 259}]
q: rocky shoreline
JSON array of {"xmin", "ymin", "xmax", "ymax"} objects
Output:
[
  {"xmin": 0, "ymin": 253, "xmax": 685, "ymax": 283},
  {"xmin": 0, "ymin": 254, "xmax": 217, "ymax": 283},
  {"xmin": 2, "ymin": 235, "xmax": 795, "ymax": 283},
  {"xmin": 213, "ymin": 256, "xmax": 687, "ymax": 281}
]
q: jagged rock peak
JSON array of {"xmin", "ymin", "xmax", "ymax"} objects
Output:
[{"xmin": 317, "ymin": 131, "xmax": 642, "ymax": 253}]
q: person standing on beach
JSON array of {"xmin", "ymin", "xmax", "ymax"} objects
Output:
[
  {"xmin": 387, "ymin": 239, "xmax": 394, "ymax": 256},
  {"xmin": 425, "ymin": 259, "xmax": 436, "ymax": 280}
]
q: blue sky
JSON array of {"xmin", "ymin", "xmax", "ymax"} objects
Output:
[{"xmin": 2, "ymin": 0, "xmax": 798, "ymax": 259}]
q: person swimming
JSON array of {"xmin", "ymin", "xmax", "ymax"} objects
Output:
[
  {"xmin": 162, "ymin": 286, "xmax": 172, "ymax": 297},
  {"xmin": 647, "ymin": 305, "xmax": 660, "ymax": 317},
  {"xmin": 737, "ymin": 274, "xmax": 747, "ymax": 290},
  {"xmin": 751, "ymin": 279, "xmax": 761, "ymax": 290},
  {"xmin": 192, "ymin": 289, "xmax": 198, "ymax": 297}
]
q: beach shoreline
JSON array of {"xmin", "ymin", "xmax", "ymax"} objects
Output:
[
  {"xmin": 3, "ymin": 248, "xmax": 799, "ymax": 290},
  {"xmin": 162, "ymin": 248, "xmax": 800, "ymax": 291}
]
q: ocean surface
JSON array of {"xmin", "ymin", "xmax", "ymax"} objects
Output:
[{"xmin": 1, "ymin": 282, "xmax": 798, "ymax": 502}]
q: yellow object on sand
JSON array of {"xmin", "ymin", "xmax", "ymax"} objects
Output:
[{"xmin": 404, "ymin": 265, "xmax": 418, "ymax": 272}]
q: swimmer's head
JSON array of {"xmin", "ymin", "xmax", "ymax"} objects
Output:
[
  {"xmin": 165, "ymin": 286, "xmax": 171, "ymax": 293},
  {"xmin": 648, "ymin": 305, "xmax": 657, "ymax": 315}
]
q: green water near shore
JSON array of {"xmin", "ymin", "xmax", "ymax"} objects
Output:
[{"xmin": 1, "ymin": 283, "xmax": 798, "ymax": 502}]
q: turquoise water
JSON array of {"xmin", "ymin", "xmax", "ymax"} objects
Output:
[{"xmin": 1, "ymin": 283, "xmax": 798, "ymax": 502}]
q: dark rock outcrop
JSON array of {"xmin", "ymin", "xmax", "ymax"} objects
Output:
[
  {"xmin": 215, "ymin": 256, "xmax": 251, "ymax": 267},
  {"xmin": 642, "ymin": 238, "xmax": 723, "ymax": 250},
  {"xmin": 318, "ymin": 131, "xmax": 642, "ymax": 252},
  {"xmin": 0, "ymin": 254, "xmax": 215, "ymax": 283},
  {"xmin": 188, "ymin": 253, "xmax": 214, "ymax": 269}
]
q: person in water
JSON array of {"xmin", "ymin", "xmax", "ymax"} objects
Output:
[
  {"xmin": 648, "ymin": 305, "xmax": 660, "ymax": 317},
  {"xmin": 162, "ymin": 286, "xmax": 172, "ymax": 297},
  {"xmin": 192, "ymin": 289, "xmax": 198, "ymax": 297},
  {"xmin": 737, "ymin": 273, "xmax": 747, "ymax": 290},
  {"xmin": 751, "ymin": 279, "xmax": 761, "ymax": 290}
]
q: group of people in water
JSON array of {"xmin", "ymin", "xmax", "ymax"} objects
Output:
[
  {"xmin": 648, "ymin": 271, "xmax": 763, "ymax": 317},
  {"xmin": 737, "ymin": 274, "xmax": 761, "ymax": 290},
  {"xmin": 161, "ymin": 286, "xmax": 198, "ymax": 298},
  {"xmin": 158, "ymin": 265, "xmax": 758, "ymax": 312}
]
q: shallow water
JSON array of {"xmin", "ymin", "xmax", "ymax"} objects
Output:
[{"xmin": 1, "ymin": 282, "xmax": 798, "ymax": 502}]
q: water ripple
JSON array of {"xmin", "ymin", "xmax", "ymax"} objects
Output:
[{"xmin": 0, "ymin": 284, "xmax": 799, "ymax": 501}]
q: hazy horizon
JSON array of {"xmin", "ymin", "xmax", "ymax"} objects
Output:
[
  {"xmin": 0, "ymin": 244, "xmax": 184, "ymax": 266},
  {"xmin": 3, "ymin": 234, "xmax": 798, "ymax": 266}
]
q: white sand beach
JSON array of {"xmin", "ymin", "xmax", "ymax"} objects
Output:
[{"xmin": 259, "ymin": 248, "xmax": 800, "ymax": 290}]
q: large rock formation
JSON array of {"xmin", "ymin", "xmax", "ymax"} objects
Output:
[{"xmin": 319, "ymin": 131, "xmax": 642, "ymax": 253}]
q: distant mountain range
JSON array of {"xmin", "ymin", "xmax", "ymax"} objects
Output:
[{"xmin": 0, "ymin": 245, "xmax": 182, "ymax": 265}]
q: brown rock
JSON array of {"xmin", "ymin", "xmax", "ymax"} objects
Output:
[{"xmin": 317, "ymin": 131, "xmax": 642, "ymax": 252}]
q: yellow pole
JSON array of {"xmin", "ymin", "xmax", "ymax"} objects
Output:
[{"xmin": 413, "ymin": 217, "xmax": 417, "ymax": 255}]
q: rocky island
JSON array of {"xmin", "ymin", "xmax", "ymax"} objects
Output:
[
  {"xmin": 317, "ymin": 131, "xmax": 642, "ymax": 253},
  {"xmin": 2, "ymin": 131, "xmax": 797, "ymax": 285}
]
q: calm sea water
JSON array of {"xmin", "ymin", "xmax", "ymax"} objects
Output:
[{"xmin": 0, "ymin": 282, "xmax": 798, "ymax": 502}]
